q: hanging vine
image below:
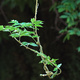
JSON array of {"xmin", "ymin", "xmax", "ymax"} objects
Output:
[{"xmin": 0, "ymin": 0, "xmax": 62, "ymax": 79}]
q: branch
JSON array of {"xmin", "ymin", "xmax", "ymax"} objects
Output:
[{"xmin": 34, "ymin": 0, "xmax": 62, "ymax": 78}]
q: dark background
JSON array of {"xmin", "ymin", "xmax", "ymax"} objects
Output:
[{"xmin": 0, "ymin": 0, "xmax": 80, "ymax": 80}]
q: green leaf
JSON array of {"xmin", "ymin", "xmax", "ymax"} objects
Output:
[
  {"xmin": 21, "ymin": 42, "xmax": 28, "ymax": 46},
  {"xmin": 39, "ymin": 60, "xmax": 45, "ymax": 63},
  {"xmin": 58, "ymin": 8, "xmax": 65, "ymax": 13},
  {"xmin": 76, "ymin": 31, "xmax": 80, "ymax": 36},
  {"xmin": 64, "ymin": 12, "xmax": 71, "ymax": 15},
  {"xmin": 29, "ymin": 42, "xmax": 38, "ymax": 47},
  {"xmin": 31, "ymin": 18, "xmax": 35, "ymax": 23},
  {"xmin": 20, "ymin": 22, "xmax": 27, "ymax": 28},
  {"xmin": 10, "ymin": 33, "xmax": 20, "ymax": 38},
  {"xmin": 12, "ymin": 23, "xmax": 20, "ymax": 27},
  {"xmin": 35, "ymin": 24, "xmax": 43, "ymax": 27},
  {"xmin": 37, "ymin": 54, "xmax": 41, "ymax": 56},
  {"xmin": 32, "ymin": 35, "xmax": 39, "ymax": 38},
  {"xmin": 0, "ymin": 25, "xmax": 4, "ymax": 31},
  {"xmin": 20, "ymin": 22, "xmax": 33, "ymax": 28},
  {"xmin": 40, "ymin": 53, "xmax": 47, "ymax": 58},
  {"xmin": 9, "ymin": 20, "xmax": 20, "ymax": 28},
  {"xmin": 67, "ymin": 17, "xmax": 70, "ymax": 23},
  {"xmin": 21, "ymin": 42, "xmax": 38, "ymax": 47},
  {"xmin": 46, "ymin": 61, "xmax": 53, "ymax": 66},
  {"xmin": 59, "ymin": 28, "xmax": 67, "ymax": 33},
  {"xmin": 78, "ymin": 12, "xmax": 80, "ymax": 17},
  {"xmin": 3, "ymin": 28, "xmax": 10, "ymax": 32},
  {"xmin": 50, "ymin": 71, "xmax": 57, "ymax": 79},
  {"xmin": 68, "ymin": 30, "xmax": 75, "ymax": 35},
  {"xmin": 60, "ymin": 15, "xmax": 68, "ymax": 18},
  {"xmin": 76, "ymin": 0, "xmax": 80, "ymax": 4},
  {"xmin": 5, "ymin": 26, "xmax": 15, "ymax": 31},
  {"xmin": 70, "ymin": 2, "xmax": 75, "ymax": 10},
  {"xmin": 21, "ymin": 33, "xmax": 31, "ymax": 37},
  {"xmin": 9, "ymin": 20, "xmax": 18, "ymax": 24},
  {"xmin": 77, "ymin": 47, "xmax": 80, "ymax": 52},
  {"xmin": 12, "ymin": 28, "xmax": 21, "ymax": 33},
  {"xmin": 34, "ymin": 20, "xmax": 43, "ymax": 25},
  {"xmin": 57, "ymin": 5, "xmax": 65, "ymax": 13},
  {"xmin": 63, "ymin": 33, "xmax": 70, "ymax": 42},
  {"xmin": 68, "ymin": 22, "xmax": 77, "ymax": 27},
  {"xmin": 20, "ymin": 30, "xmax": 34, "ymax": 37},
  {"xmin": 72, "ymin": 12, "xmax": 77, "ymax": 19},
  {"xmin": 51, "ymin": 59, "xmax": 59, "ymax": 63},
  {"xmin": 53, "ymin": 63, "xmax": 62, "ymax": 71},
  {"xmin": 25, "ymin": 23, "xmax": 33, "ymax": 28},
  {"xmin": 67, "ymin": 23, "xmax": 72, "ymax": 27},
  {"xmin": 57, "ymin": 63, "xmax": 62, "ymax": 68},
  {"xmin": 47, "ymin": 56, "xmax": 51, "ymax": 60},
  {"xmin": 28, "ymin": 31, "xmax": 34, "ymax": 34},
  {"xmin": 53, "ymin": 68, "xmax": 58, "ymax": 71}
]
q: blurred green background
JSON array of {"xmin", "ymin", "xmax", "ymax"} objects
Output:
[{"xmin": 0, "ymin": 0, "xmax": 80, "ymax": 80}]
